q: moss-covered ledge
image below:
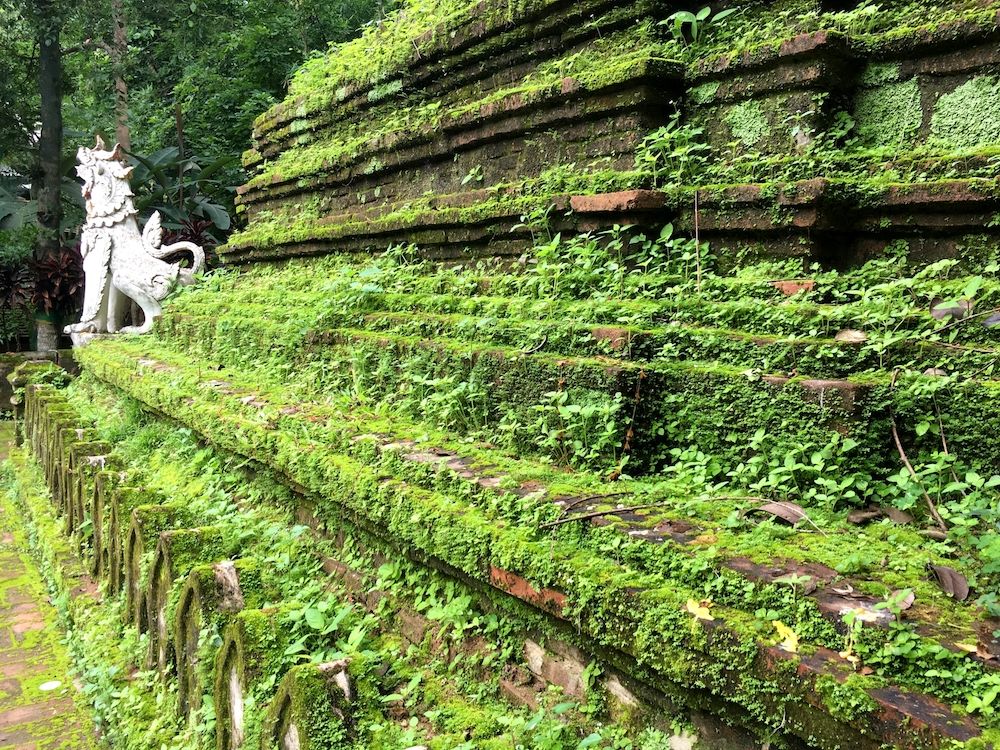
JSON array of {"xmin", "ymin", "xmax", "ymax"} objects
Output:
[{"xmin": 71, "ymin": 338, "xmax": 996, "ymax": 749}]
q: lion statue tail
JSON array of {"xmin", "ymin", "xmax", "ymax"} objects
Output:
[
  {"xmin": 141, "ymin": 211, "xmax": 207, "ymax": 280},
  {"xmin": 150, "ymin": 240, "xmax": 206, "ymax": 279}
]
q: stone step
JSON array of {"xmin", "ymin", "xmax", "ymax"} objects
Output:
[
  {"xmin": 70, "ymin": 344, "xmax": 1000, "ymax": 712},
  {"xmin": 19, "ymin": 387, "xmax": 567, "ymax": 750},
  {"xmin": 65, "ymin": 340, "xmax": 993, "ymax": 749}
]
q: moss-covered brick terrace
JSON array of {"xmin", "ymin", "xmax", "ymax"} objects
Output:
[
  {"xmin": 7, "ymin": 0, "xmax": 1000, "ymax": 749},
  {"xmin": 222, "ymin": 0, "xmax": 1000, "ymax": 264}
]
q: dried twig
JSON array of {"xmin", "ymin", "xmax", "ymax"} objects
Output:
[
  {"xmin": 932, "ymin": 393, "xmax": 966, "ymax": 495},
  {"xmin": 889, "ymin": 370, "xmax": 948, "ymax": 531},
  {"xmin": 934, "ymin": 307, "xmax": 1000, "ymax": 335},
  {"xmin": 619, "ymin": 370, "xmax": 646, "ymax": 458},
  {"xmin": 930, "ymin": 340, "xmax": 996, "ymax": 356},
  {"xmin": 555, "ymin": 492, "xmax": 631, "ymax": 516},
  {"xmin": 713, "ymin": 495, "xmax": 827, "ymax": 536},
  {"xmin": 540, "ymin": 501, "xmax": 668, "ymax": 529},
  {"xmin": 521, "ymin": 336, "xmax": 547, "ymax": 354},
  {"xmin": 694, "ymin": 189, "xmax": 702, "ymax": 292}
]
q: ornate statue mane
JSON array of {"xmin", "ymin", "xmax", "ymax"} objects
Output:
[{"xmin": 76, "ymin": 136, "xmax": 139, "ymax": 228}]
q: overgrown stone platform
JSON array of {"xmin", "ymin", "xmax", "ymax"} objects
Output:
[{"xmin": 9, "ymin": 1, "xmax": 1000, "ymax": 749}]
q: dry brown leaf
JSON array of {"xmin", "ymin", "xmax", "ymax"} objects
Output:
[
  {"xmin": 847, "ymin": 506, "xmax": 883, "ymax": 525},
  {"xmin": 888, "ymin": 589, "xmax": 915, "ymax": 612},
  {"xmin": 834, "ymin": 329, "xmax": 868, "ymax": 344},
  {"xmin": 884, "ymin": 508, "xmax": 914, "ymax": 525},
  {"xmin": 746, "ymin": 501, "xmax": 809, "ymax": 526},
  {"xmin": 927, "ymin": 564, "xmax": 970, "ymax": 601},
  {"xmin": 931, "ymin": 298, "xmax": 974, "ymax": 321}
]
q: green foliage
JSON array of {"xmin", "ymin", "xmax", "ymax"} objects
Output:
[
  {"xmin": 724, "ymin": 101, "xmax": 771, "ymax": 148},
  {"xmin": 634, "ymin": 115, "xmax": 709, "ymax": 187},
  {"xmin": 6, "ymin": 386, "xmax": 693, "ymax": 750},
  {"xmin": 854, "ymin": 79, "xmax": 923, "ymax": 149},
  {"xmin": 930, "ymin": 76, "xmax": 1000, "ymax": 151},
  {"xmin": 128, "ymin": 146, "xmax": 235, "ymax": 239},
  {"xmin": 528, "ymin": 389, "xmax": 625, "ymax": 472},
  {"xmin": 814, "ymin": 674, "xmax": 879, "ymax": 723},
  {"xmin": 661, "ymin": 6, "xmax": 738, "ymax": 46}
]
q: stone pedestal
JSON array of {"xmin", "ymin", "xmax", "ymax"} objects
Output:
[{"xmin": 34, "ymin": 318, "xmax": 58, "ymax": 352}]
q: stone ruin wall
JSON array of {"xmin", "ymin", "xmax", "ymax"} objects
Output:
[
  {"xmin": 226, "ymin": 0, "xmax": 1000, "ymax": 268},
  {"xmin": 10, "ymin": 2, "xmax": 1000, "ymax": 749}
]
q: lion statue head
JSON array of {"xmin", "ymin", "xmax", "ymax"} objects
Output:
[{"xmin": 76, "ymin": 135, "xmax": 137, "ymax": 222}]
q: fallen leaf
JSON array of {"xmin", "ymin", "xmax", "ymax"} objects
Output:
[
  {"xmin": 847, "ymin": 506, "xmax": 883, "ymax": 525},
  {"xmin": 884, "ymin": 508, "xmax": 914, "ymax": 525},
  {"xmin": 745, "ymin": 501, "xmax": 809, "ymax": 526},
  {"xmin": 887, "ymin": 589, "xmax": 915, "ymax": 612},
  {"xmin": 982, "ymin": 312, "xmax": 1000, "ymax": 328},
  {"xmin": 839, "ymin": 649, "xmax": 859, "ymax": 667},
  {"xmin": 834, "ymin": 329, "xmax": 868, "ymax": 344},
  {"xmin": 685, "ymin": 599, "xmax": 715, "ymax": 621},
  {"xmin": 39, "ymin": 680, "xmax": 62, "ymax": 692},
  {"xmin": 956, "ymin": 643, "xmax": 979, "ymax": 654},
  {"xmin": 927, "ymin": 564, "xmax": 970, "ymax": 601},
  {"xmin": 772, "ymin": 620, "xmax": 800, "ymax": 653},
  {"xmin": 931, "ymin": 298, "xmax": 974, "ymax": 321},
  {"xmin": 846, "ymin": 605, "xmax": 885, "ymax": 624}
]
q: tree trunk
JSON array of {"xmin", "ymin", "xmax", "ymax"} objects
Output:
[
  {"xmin": 35, "ymin": 2, "xmax": 63, "ymax": 260},
  {"xmin": 110, "ymin": 0, "xmax": 130, "ymax": 150}
]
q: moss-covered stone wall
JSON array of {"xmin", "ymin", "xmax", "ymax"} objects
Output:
[
  {"xmin": 222, "ymin": 0, "xmax": 1000, "ymax": 266},
  {"xmin": 12, "ymin": 2, "xmax": 1000, "ymax": 749}
]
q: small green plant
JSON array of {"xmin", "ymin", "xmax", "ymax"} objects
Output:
[
  {"xmin": 461, "ymin": 164, "xmax": 484, "ymax": 186},
  {"xmin": 635, "ymin": 114, "xmax": 710, "ymax": 185},
  {"xmin": 661, "ymin": 6, "xmax": 738, "ymax": 46},
  {"xmin": 513, "ymin": 202, "xmax": 557, "ymax": 243},
  {"xmin": 531, "ymin": 389, "xmax": 625, "ymax": 471}
]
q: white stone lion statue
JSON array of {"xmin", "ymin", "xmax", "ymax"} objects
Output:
[{"xmin": 65, "ymin": 136, "xmax": 205, "ymax": 342}]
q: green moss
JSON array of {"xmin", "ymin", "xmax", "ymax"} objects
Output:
[
  {"xmin": 854, "ymin": 79, "xmax": 922, "ymax": 149},
  {"xmin": 814, "ymin": 674, "xmax": 881, "ymax": 724},
  {"xmin": 688, "ymin": 82, "xmax": 720, "ymax": 105},
  {"xmin": 860, "ymin": 62, "xmax": 901, "ymax": 87},
  {"xmin": 930, "ymin": 76, "xmax": 1000, "ymax": 150},
  {"xmin": 261, "ymin": 664, "xmax": 351, "ymax": 750},
  {"xmin": 723, "ymin": 100, "xmax": 771, "ymax": 148}
]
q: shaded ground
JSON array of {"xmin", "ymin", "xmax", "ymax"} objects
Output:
[{"xmin": 0, "ymin": 422, "xmax": 96, "ymax": 749}]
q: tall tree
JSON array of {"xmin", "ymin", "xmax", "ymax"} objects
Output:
[
  {"xmin": 108, "ymin": 0, "xmax": 130, "ymax": 150},
  {"xmin": 33, "ymin": 0, "xmax": 64, "ymax": 258},
  {"xmin": 0, "ymin": 5, "xmax": 38, "ymax": 171}
]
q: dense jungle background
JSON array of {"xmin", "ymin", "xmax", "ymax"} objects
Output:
[{"xmin": 0, "ymin": 0, "xmax": 386, "ymax": 347}]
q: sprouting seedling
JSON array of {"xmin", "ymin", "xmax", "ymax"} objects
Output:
[
  {"xmin": 661, "ymin": 6, "xmax": 738, "ymax": 46},
  {"xmin": 461, "ymin": 165, "xmax": 484, "ymax": 186},
  {"xmin": 774, "ymin": 572, "xmax": 814, "ymax": 600},
  {"xmin": 839, "ymin": 608, "xmax": 864, "ymax": 666}
]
